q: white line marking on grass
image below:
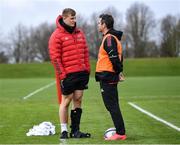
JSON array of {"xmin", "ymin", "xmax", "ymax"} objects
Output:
[
  {"xmin": 128, "ymin": 102, "xmax": 180, "ymax": 132},
  {"xmin": 23, "ymin": 81, "xmax": 55, "ymax": 100}
]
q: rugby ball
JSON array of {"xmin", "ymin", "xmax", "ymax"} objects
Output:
[{"xmin": 104, "ymin": 127, "xmax": 116, "ymax": 138}]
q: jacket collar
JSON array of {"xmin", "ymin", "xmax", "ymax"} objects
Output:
[
  {"xmin": 105, "ymin": 28, "xmax": 123, "ymax": 41},
  {"xmin": 56, "ymin": 15, "xmax": 78, "ymax": 34}
]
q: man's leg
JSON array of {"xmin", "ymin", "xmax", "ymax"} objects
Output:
[
  {"xmin": 70, "ymin": 90, "xmax": 91, "ymax": 138},
  {"xmin": 100, "ymin": 81, "xmax": 125, "ymax": 135},
  {"xmin": 72, "ymin": 90, "xmax": 83, "ymax": 109},
  {"xmin": 59, "ymin": 93, "xmax": 73, "ymax": 139}
]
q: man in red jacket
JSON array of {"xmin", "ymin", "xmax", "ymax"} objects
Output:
[{"xmin": 49, "ymin": 8, "xmax": 90, "ymax": 139}]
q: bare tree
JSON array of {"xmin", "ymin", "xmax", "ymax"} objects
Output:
[
  {"xmin": 77, "ymin": 14, "xmax": 88, "ymax": 31},
  {"xmin": 8, "ymin": 24, "xmax": 31, "ymax": 63},
  {"xmin": 102, "ymin": 6, "xmax": 123, "ymax": 30},
  {"xmin": 0, "ymin": 33, "xmax": 12, "ymax": 63},
  {"xmin": 160, "ymin": 15, "xmax": 180, "ymax": 57},
  {"xmin": 146, "ymin": 41, "xmax": 159, "ymax": 57},
  {"xmin": 0, "ymin": 52, "xmax": 8, "ymax": 63},
  {"xmin": 0, "ymin": 33, "xmax": 4, "ymax": 52},
  {"xmin": 125, "ymin": 2, "xmax": 155, "ymax": 57},
  {"xmin": 31, "ymin": 22, "xmax": 55, "ymax": 61},
  {"xmin": 88, "ymin": 13, "xmax": 102, "ymax": 58},
  {"xmin": 85, "ymin": 7, "xmax": 123, "ymax": 59},
  {"xmin": 77, "ymin": 14, "xmax": 98, "ymax": 59}
]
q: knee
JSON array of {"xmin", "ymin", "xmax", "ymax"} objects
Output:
[
  {"xmin": 62, "ymin": 98, "xmax": 72, "ymax": 108},
  {"xmin": 105, "ymin": 103, "xmax": 119, "ymax": 113},
  {"xmin": 63, "ymin": 102, "xmax": 70, "ymax": 108},
  {"xmin": 73, "ymin": 97, "xmax": 82, "ymax": 104},
  {"xmin": 105, "ymin": 104, "xmax": 111, "ymax": 112}
]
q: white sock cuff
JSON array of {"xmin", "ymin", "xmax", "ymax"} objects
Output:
[{"xmin": 61, "ymin": 123, "xmax": 68, "ymax": 133}]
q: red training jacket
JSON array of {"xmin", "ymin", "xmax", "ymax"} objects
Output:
[{"xmin": 49, "ymin": 15, "xmax": 90, "ymax": 81}]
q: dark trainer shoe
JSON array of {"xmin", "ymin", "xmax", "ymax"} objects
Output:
[
  {"xmin": 60, "ymin": 131, "xmax": 68, "ymax": 139},
  {"xmin": 70, "ymin": 130, "xmax": 91, "ymax": 138}
]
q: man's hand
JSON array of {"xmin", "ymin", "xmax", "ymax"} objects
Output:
[{"xmin": 119, "ymin": 72, "xmax": 125, "ymax": 82}]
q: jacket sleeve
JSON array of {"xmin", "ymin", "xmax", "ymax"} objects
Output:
[
  {"xmin": 104, "ymin": 36, "xmax": 123, "ymax": 74},
  {"xmin": 48, "ymin": 31, "xmax": 66, "ymax": 80},
  {"xmin": 82, "ymin": 32, "xmax": 90, "ymax": 73}
]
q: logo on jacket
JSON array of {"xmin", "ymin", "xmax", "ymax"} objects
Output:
[
  {"xmin": 77, "ymin": 35, "xmax": 83, "ymax": 41},
  {"xmin": 101, "ymin": 88, "xmax": 104, "ymax": 93},
  {"xmin": 64, "ymin": 37, "xmax": 69, "ymax": 40},
  {"xmin": 77, "ymin": 34, "xmax": 82, "ymax": 38}
]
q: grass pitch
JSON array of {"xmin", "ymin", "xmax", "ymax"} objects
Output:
[{"xmin": 0, "ymin": 76, "xmax": 179, "ymax": 144}]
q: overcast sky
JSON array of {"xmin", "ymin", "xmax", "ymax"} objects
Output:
[{"xmin": 0, "ymin": 0, "xmax": 179, "ymax": 34}]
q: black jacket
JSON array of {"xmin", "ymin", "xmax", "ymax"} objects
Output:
[{"xmin": 95, "ymin": 29, "xmax": 123, "ymax": 83}]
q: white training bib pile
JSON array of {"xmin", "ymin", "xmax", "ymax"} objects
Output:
[{"xmin": 26, "ymin": 121, "xmax": 56, "ymax": 136}]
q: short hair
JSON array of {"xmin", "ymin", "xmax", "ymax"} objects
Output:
[
  {"xmin": 99, "ymin": 14, "xmax": 114, "ymax": 29},
  {"xmin": 62, "ymin": 8, "xmax": 76, "ymax": 17}
]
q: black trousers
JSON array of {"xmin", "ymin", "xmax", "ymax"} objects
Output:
[{"xmin": 100, "ymin": 81, "xmax": 125, "ymax": 135}]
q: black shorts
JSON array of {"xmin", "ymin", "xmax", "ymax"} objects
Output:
[{"xmin": 61, "ymin": 71, "xmax": 89, "ymax": 95}]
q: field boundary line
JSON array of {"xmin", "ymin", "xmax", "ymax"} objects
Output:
[
  {"xmin": 23, "ymin": 81, "xmax": 55, "ymax": 100},
  {"xmin": 128, "ymin": 102, "xmax": 180, "ymax": 132}
]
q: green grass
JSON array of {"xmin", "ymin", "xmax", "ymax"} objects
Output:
[
  {"xmin": 123, "ymin": 57, "xmax": 180, "ymax": 76},
  {"xmin": 0, "ymin": 57, "xmax": 180, "ymax": 78},
  {"xmin": 0, "ymin": 62, "xmax": 55, "ymax": 78},
  {"xmin": 0, "ymin": 58, "xmax": 179, "ymax": 144},
  {"xmin": 0, "ymin": 77, "xmax": 180, "ymax": 144}
]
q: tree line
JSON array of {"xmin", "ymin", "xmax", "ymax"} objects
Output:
[{"xmin": 0, "ymin": 2, "xmax": 179, "ymax": 63}]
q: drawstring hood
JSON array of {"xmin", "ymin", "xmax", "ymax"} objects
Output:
[
  {"xmin": 55, "ymin": 15, "xmax": 76, "ymax": 33},
  {"xmin": 107, "ymin": 29, "xmax": 123, "ymax": 41},
  {"xmin": 59, "ymin": 18, "xmax": 76, "ymax": 34}
]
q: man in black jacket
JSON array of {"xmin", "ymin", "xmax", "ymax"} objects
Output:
[{"xmin": 96, "ymin": 14, "xmax": 126, "ymax": 140}]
